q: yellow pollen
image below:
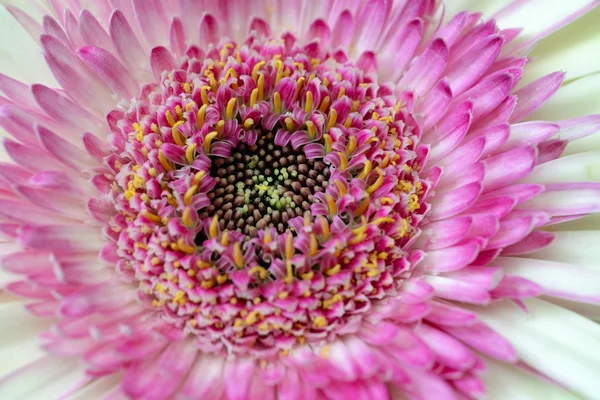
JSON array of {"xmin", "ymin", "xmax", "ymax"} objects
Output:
[
  {"xmin": 187, "ymin": 269, "xmax": 196, "ymax": 277},
  {"xmin": 158, "ymin": 150, "xmax": 173, "ymax": 171},
  {"xmin": 200, "ymin": 279, "xmax": 215, "ymax": 289},
  {"xmin": 337, "ymin": 86, "xmax": 345, "ymax": 99},
  {"xmin": 273, "ymin": 91, "xmax": 282, "ymax": 114},
  {"xmin": 165, "ymin": 110, "xmax": 177, "ymax": 127},
  {"xmin": 275, "ymin": 59, "xmax": 284, "ymax": 84},
  {"xmin": 200, "ymin": 86, "xmax": 211, "ymax": 105},
  {"xmin": 334, "ymin": 179, "xmax": 347, "ymax": 196},
  {"xmin": 216, "ymin": 274, "xmax": 228, "ymax": 285},
  {"xmin": 197, "ymin": 104, "xmax": 207, "ymax": 128},
  {"xmin": 381, "ymin": 197, "xmax": 393, "ymax": 205},
  {"xmin": 301, "ymin": 271, "xmax": 314, "ymax": 281},
  {"xmin": 209, "ymin": 216, "xmax": 219, "ymax": 238},
  {"xmin": 225, "ymin": 98, "xmax": 237, "ymax": 120},
  {"xmin": 183, "ymin": 83, "xmax": 192, "ymax": 93},
  {"xmin": 257, "ymin": 74, "xmax": 265, "ymax": 101},
  {"xmin": 245, "ymin": 310, "xmax": 260, "ymax": 325},
  {"xmin": 224, "ymin": 67, "xmax": 237, "ymax": 80},
  {"xmin": 325, "ymin": 264, "xmax": 341, "ymax": 276},
  {"xmin": 192, "ymin": 170, "xmax": 205, "ymax": 185},
  {"xmin": 197, "ymin": 260, "xmax": 210, "ymax": 269},
  {"xmin": 313, "ymin": 316, "xmax": 327, "ymax": 329},
  {"xmin": 319, "ymin": 95, "xmax": 331, "ymax": 113},
  {"xmin": 203, "ymin": 131, "xmax": 219, "ymax": 152},
  {"xmin": 233, "ymin": 242, "xmax": 244, "ymax": 268},
  {"xmin": 151, "ymin": 257, "xmax": 160, "ymax": 265},
  {"xmin": 409, "ymin": 193, "xmax": 420, "ymax": 212},
  {"xmin": 148, "ymin": 168, "xmax": 157, "ymax": 178},
  {"xmin": 309, "ymin": 234, "xmax": 318, "ymax": 256},
  {"xmin": 304, "ymin": 91, "xmax": 314, "ymax": 113},
  {"xmin": 278, "ymin": 291, "xmax": 289, "ymax": 299}
]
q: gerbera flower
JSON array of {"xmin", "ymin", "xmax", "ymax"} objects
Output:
[{"xmin": 1, "ymin": 0, "xmax": 599, "ymax": 398}]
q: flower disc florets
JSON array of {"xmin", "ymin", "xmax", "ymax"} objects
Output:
[{"xmin": 106, "ymin": 36, "xmax": 430, "ymax": 356}]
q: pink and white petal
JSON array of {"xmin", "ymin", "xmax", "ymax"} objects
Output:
[
  {"xmin": 19, "ymin": 225, "xmax": 103, "ymax": 253},
  {"xmin": 0, "ymin": 356, "xmax": 89, "ymax": 400},
  {"xmin": 496, "ymin": 257, "xmax": 600, "ymax": 305},
  {"xmin": 178, "ymin": 355, "xmax": 225, "ymax": 399},
  {"xmin": 522, "ymin": 183, "xmax": 600, "ymax": 217},
  {"xmin": 510, "ymin": 72, "xmax": 565, "ymax": 123},
  {"xmin": 78, "ymin": 46, "xmax": 140, "ymax": 99},
  {"xmin": 524, "ymin": 151, "xmax": 600, "ymax": 183},
  {"xmin": 68, "ymin": 375, "xmax": 121, "ymax": 400},
  {"xmin": 476, "ymin": 299, "xmax": 600, "ymax": 399},
  {"xmin": 523, "ymin": 231, "xmax": 600, "ymax": 268}
]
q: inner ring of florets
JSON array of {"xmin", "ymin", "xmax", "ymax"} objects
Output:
[{"xmin": 105, "ymin": 37, "xmax": 430, "ymax": 356}]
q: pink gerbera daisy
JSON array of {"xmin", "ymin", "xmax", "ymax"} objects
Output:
[{"xmin": 1, "ymin": 0, "xmax": 600, "ymax": 398}]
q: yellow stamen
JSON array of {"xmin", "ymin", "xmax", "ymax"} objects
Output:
[
  {"xmin": 197, "ymin": 104, "xmax": 207, "ymax": 128},
  {"xmin": 209, "ymin": 216, "xmax": 219, "ymax": 238},
  {"xmin": 221, "ymin": 230, "xmax": 230, "ymax": 246},
  {"xmin": 215, "ymin": 120, "xmax": 225, "ymax": 136},
  {"xmin": 325, "ymin": 193, "xmax": 337, "ymax": 215},
  {"xmin": 182, "ymin": 206, "xmax": 193, "ymax": 227},
  {"xmin": 243, "ymin": 118, "xmax": 254, "ymax": 129},
  {"xmin": 273, "ymin": 92, "xmax": 282, "ymax": 114},
  {"xmin": 233, "ymin": 242, "xmax": 244, "ymax": 268},
  {"xmin": 337, "ymin": 152, "xmax": 348, "ymax": 170},
  {"xmin": 285, "ymin": 117, "xmax": 295, "ymax": 131},
  {"xmin": 301, "ymin": 271, "xmax": 314, "ymax": 281},
  {"xmin": 319, "ymin": 95, "xmax": 331, "ymax": 112},
  {"xmin": 346, "ymin": 136, "xmax": 357, "ymax": 155},
  {"xmin": 142, "ymin": 210, "xmax": 161, "ymax": 223},
  {"xmin": 257, "ymin": 74, "xmax": 265, "ymax": 101},
  {"xmin": 309, "ymin": 234, "xmax": 318, "ymax": 256},
  {"xmin": 224, "ymin": 67, "xmax": 237, "ymax": 80},
  {"xmin": 263, "ymin": 230, "xmax": 272, "ymax": 244},
  {"xmin": 216, "ymin": 273, "xmax": 228, "ymax": 285},
  {"xmin": 354, "ymin": 194, "xmax": 370, "ymax": 216},
  {"xmin": 185, "ymin": 143, "xmax": 197, "ymax": 164},
  {"xmin": 251, "ymin": 61, "xmax": 265, "ymax": 81},
  {"xmin": 366, "ymin": 168, "xmax": 384, "ymax": 194},
  {"xmin": 178, "ymin": 237, "xmax": 196, "ymax": 253},
  {"xmin": 313, "ymin": 316, "xmax": 327, "ymax": 329},
  {"xmin": 358, "ymin": 160, "xmax": 372, "ymax": 180},
  {"xmin": 245, "ymin": 310, "xmax": 260, "ymax": 325},
  {"xmin": 158, "ymin": 150, "xmax": 173, "ymax": 171},
  {"xmin": 175, "ymin": 105, "xmax": 183, "ymax": 120},
  {"xmin": 275, "ymin": 59, "xmax": 283, "ymax": 84},
  {"xmin": 225, "ymin": 98, "xmax": 237, "ymax": 120},
  {"xmin": 337, "ymin": 86, "xmax": 345, "ymax": 99},
  {"xmin": 148, "ymin": 168, "xmax": 157, "ymax": 178},
  {"xmin": 343, "ymin": 116, "xmax": 352, "ymax": 128},
  {"xmin": 323, "ymin": 133, "xmax": 333, "ymax": 153},
  {"xmin": 304, "ymin": 91, "xmax": 314, "ymax": 113},
  {"xmin": 165, "ymin": 110, "xmax": 177, "ymax": 127},
  {"xmin": 172, "ymin": 121, "xmax": 185, "ymax": 146},
  {"xmin": 248, "ymin": 266, "xmax": 268, "ymax": 280},
  {"xmin": 193, "ymin": 170, "xmax": 206, "ymax": 185},
  {"xmin": 294, "ymin": 77, "xmax": 305, "ymax": 101},
  {"xmin": 319, "ymin": 216, "xmax": 330, "ymax": 240},
  {"xmin": 184, "ymin": 185, "xmax": 198, "ymax": 206},
  {"xmin": 183, "ymin": 83, "xmax": 192, "ymax": 93},
  {"xmin": 326, "ymin": 109, "xmax": 338, "ymax": 130},
  {"xmin": 334, "ymin": 179, "xmax": 347, "ymax": 196},
  {"xmin": 200, "ymin": 279, "xmax": 215, "ymax": 289},
  {"xmin": 203, "ymin": 131, "xmax": 218, "ymax": 152},
  {"xmin": 250, "ymin": 88, "xmax": 259, "ymax": 107},
  {"xmin": 306, "ymin": 121, "xmax": 317, "ymax": 138}
]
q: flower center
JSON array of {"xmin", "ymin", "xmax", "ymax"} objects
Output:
[
  {"xmin": 198, "ymin": 131, "xmax": 330, "ymax": 239},
  {"xmin": 105, "ymin": 37, "xmax": 429, "ymax": 356}
]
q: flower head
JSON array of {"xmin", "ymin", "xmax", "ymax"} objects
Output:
[{"xmin": 1, "ymin": 0, "xmax": 600, "ymax": 399}]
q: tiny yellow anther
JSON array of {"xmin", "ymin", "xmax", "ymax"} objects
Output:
[
  {"xmin": 185, "ymin": 143, "xmax": 197, "ymax": 164},
  {"xmin": 354, "ymin": 194, "xmax": 370, "ymax": 217},
  {"xmin": 325, "ymin": 193, "xmax": 337, "ymax": 215},
  {"xmin": 346, "ymin": 136, "xmax": 357, "ymax": 155},
  {"xmin": 233, "ymin": 242, "xmax": 244, "ymax": 268},
  {"xmin": 215, "ymin": 120, "xmax": 225, "ymax": 136},
  {"xmin": 319, "ymin": 95, "xmax": 331, "ymax": 113},
  {"xmin": 216, "ymin": 273, "xmax": 228, "ymax": 285},
  {"xmin": 209, "ymin": 216, "xmax": 219, "ymax": 238},
  {"xmin": 178, "ymin": 238, "xmax": 196, "ymax": 254},
  {"xmin": 148, "ymin": 168, "xmax": 157, "ymax": 178},
  {"xmin": 225, "ymin": 98, "xmax": 237, "ymax": 120},
  {"xmin": 193, "ymin": 170, "xmax": 206, "ymax": 185},
  {"xmin": 294, "ymin": 77, "xmax": 305, "ymax": 101},
  {"xmin": 366, "ymin": 168, "xmax": 384, "ymax": 195},
  {"xmin": 158, "ymin": 150, "xmax": 173, "ymax": 171},
  {"xmin": 142, "ymin": 210, "xmax": 161, "ymax": 223},
  {"xmin": 337, "ymin": 86, "xmax": 345, "ymax": 99},
  {"xmin": 343, "ymin": 116, "xmax": 352, "ymax": 128},
  {"xmin": 257, "ymin": 74, "xmax": 265, "ymax": 101},
  {"xmin": 326, "ymin": 108, "xmax": 338, "ymax": 130},
  {"xmin": 172, "ymin": 121, "xmax": 185, "ymax": 146},
  {"xmin": 175, "ymin": 105, "xmax": 183, "ymax": 120},
  {"xmin": 323, "ymin": 133, "xmax": 333, "ymax": 153},
  {"xmin": 358, "ymin": 160, "xmax": 372, "ymax": 180},
  {"xmin": 304, "ymin": 91, "xmax": 314, "ymax": 113},
  {"xmin": 203, "ymin": 131, "xmax": 219, "ymax": 152},
  {"xmin": 184, "ymin": 185, "xmax": 198, "ymax": 206},
  {"xmin": 182, "ymin": 206, "xmax": 193, "ymax": 227},
  {"xmin": 243, "ymin": 118, "xmax": 254, "ymax": 129},
  {"xmin": 306, "ymin": 121, "xmax": 317, "ymax": 139},
  {"xmin": 319, "ymin": 216, "xmax": 330, "ymax": 240},
  {"xmin": 313, "ymin": 316, "xmax": 327, "ymax": 329},
  {"xmin": 273, "ymin": 92, "xmax": 282, "ymax": 114},
  {"xmin": 197, "ymin": 104, "xmax": 207, "ymax": 128},
  {"xmin": 221, "ymin": 230, "xmax": 230, "ymax": 246},
  {"xmin": 334, "ymin": 179, "xmax": 347, "ymax": 196},
  {"xmin": 337, "ymin": 151, "xmax": 348, "ymax": 170},
  {"xmin": 285, "ymin": 117, "xmax": 295, "ymax": 131},
  {"xmin": 250, "ymin": 88, "xmax": 259, "ymax": 107},
  {"xmin": 251, "ymin": 61, "xmax": 265, "ymax": 81},
  {"xmin": 165, "ymin": 110, "xmax": 177, "ymax": 127}
]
